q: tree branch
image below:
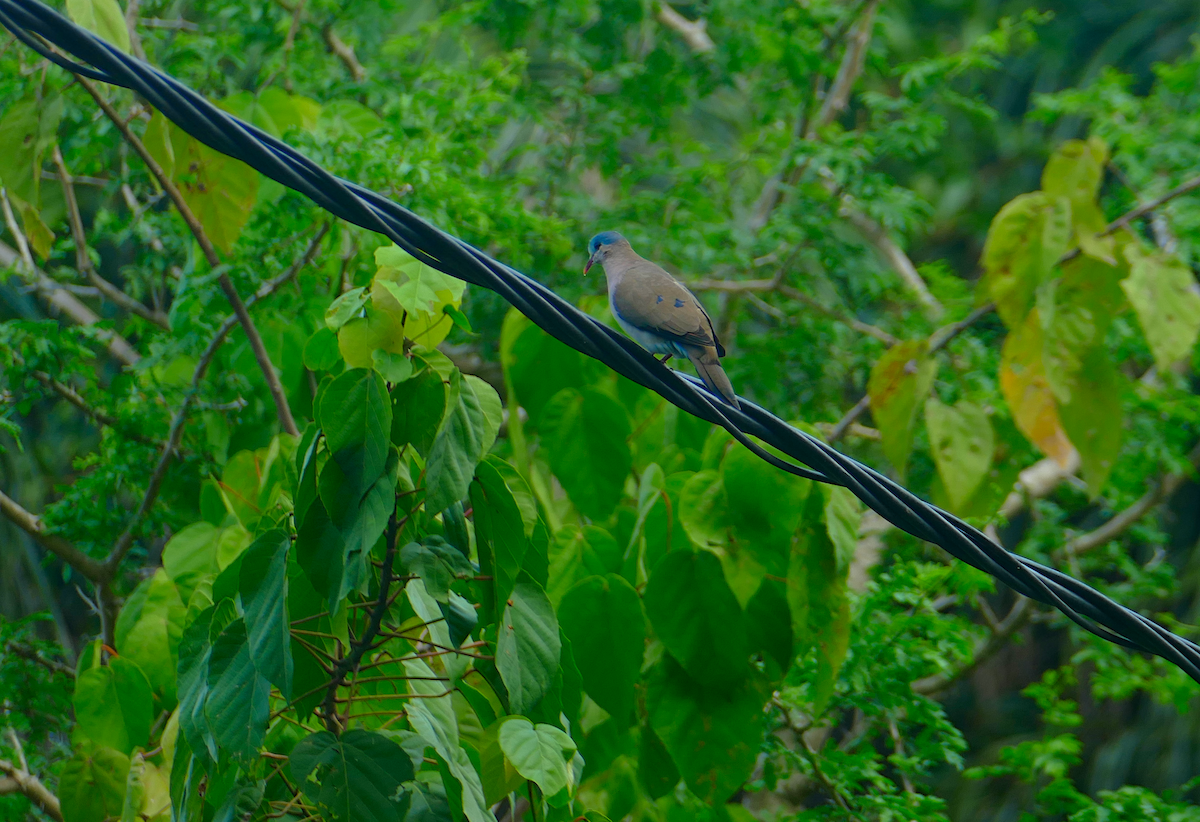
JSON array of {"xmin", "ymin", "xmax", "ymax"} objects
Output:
[
  {"xmin": 1060, "ymin": 440, "xmax": 1200, "ymax": 558},
  {"xmin": 101, "ymin": 222, "xmax": 329, "ymax": 589},
  {"xmin": 0, "ymin": 489, "xmax": 105, "ymax": 581},
  {"xmin": 0, "ymin": 757, "xmax": 61, "ymax": 822},
  {"xmin": 810, "ymin": 0, "xmax": 879, "ymax": 138},
  {"xmin": 323, "ymin": 518, "xmax": 400, "ymax": 733},
  {"xmin": 76, "ymin": 74, "xmax": 300, "ymax": 436},
  {"xmin": 655, "ymin": 2, "xmax": 715, "ymax": 54},
  {"xmin": 0, "ymin": 227, "xmax": 140, "ymax": 367},
  {"xmin": 50, "ymin": 146, "xmax": 169, "ymax": 329}
]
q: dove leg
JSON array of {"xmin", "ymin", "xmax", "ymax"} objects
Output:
[{"xmin": 657, "ymin": 354, "xmax": 673, "ymax": 364}]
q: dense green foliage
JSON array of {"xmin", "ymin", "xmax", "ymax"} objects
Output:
[{"xmin": 2, "ymin": 0, "xmax": 1200, "ymax": 820}]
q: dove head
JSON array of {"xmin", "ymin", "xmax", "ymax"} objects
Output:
[{"xmin": 584, "ymin": 231, "xmax": 629, "ymax": 274}]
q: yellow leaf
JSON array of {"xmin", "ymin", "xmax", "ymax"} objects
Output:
[
  {"xmin": 999, "ymin": 310, "xmax": 1076, "ymax": 467},
  {"xmin": 866, "ymin": 339, "xmax": 938, "ymax": 481},
  {"xmin": 1120, "ymin": 243, "xmax": 1200, "ymax": 371},
  {"xmin": 16, "ymin": 200, "xmax": 54, "ymax": 259},
  {"xmin": 980, "ymin": 192, "xmax": 1072, "ymax": 327},
  {"xmin": 66, "ymin": 0, "xmax": 131, "ymax": 53}
]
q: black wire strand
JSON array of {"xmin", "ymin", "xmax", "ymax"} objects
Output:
[{"xmin": 5, "ymin": 0, "xmax": 1199, "ymax": 683}]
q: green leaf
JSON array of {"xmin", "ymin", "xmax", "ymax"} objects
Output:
[
  {"xmin": 787, "ymin": 491, "xmax": 852, "ymax": 714},
  {"xmin": 540, "ymin": 388, "xmax": 633, "ymax": 520},
  {"xmin": 744, "ymin": 578, "xmax": 793, "ymax": 673},
  {"xmin": 73, "ymin": 657, "xmax": 153, "ymax": 754},
  {"xmin": 58, "ymin": 742, "xmax": 131, "ymax": 822},
  {"xmin": 391, "ymin": 366, "xmax": 446, "ymax": 454},
  {"xmin": 470, "ymin": 459, "xmax": 528, "ymax": 622},
  {"xmin": 114, "ymin": 568, "xmax": 186, "ymax": 709},
  {"xmin": 204, "ymin": 618, "xmax": 270, "ymax": 760},
  {"xmin": 373, "ymin": 349, "xmax": 414, "ymax": 383},
  {"xmin": 924, "ymin": 398, "xmax": 994, "ymax": 513},
  {"xmin": 304, "ymin": 327, "xmax": 342, "ymax": 371},
  {"xmin": 176, "ymin": 608, "xmax": 215, "ymax": 760},
  {"xmin": 678, "ymin": 470, "xmax": 728, "ymax": 550},
  {"xmin": 295, "ymin": 497, "xmax": 349, "ymax": 607},
  {"xmin": 0, "ymin": 101, "xmax": 42, "ymax": 209},
  {"xmin": 867, "ymin": 340, "xmax": 938, "ymax": 481},
  {"xmin": 557, "ymin": 574, "xmax": 645, "ymax": 725},
  {"xmin": 496, "ymin": 580, "xmax": 561, "ymax": 715},
  {"xmin": 637, "ymin": 722, "xmax": 680, "ymax": 800},
  {"xmin": 1042, "ymin": 137, "xmax": 1107, "ymax": 211},
  {"xmin": 427, "ymin": 370, "xmax": 493, "ymax": 513},
  {"xmin": 1121, "ymin": 244, "xmax": 1200, "ymax": 370},
  {"xmin": 238, "ymin": 530, "xmax": 292, "ymax": 695},
  {"xmin": 479, "ymin": 721, "xmax": 526, "ymax": 804},
  {"xmin": 643, "ymin": 549, "xmax": 748, "ymax": 690},
  {"xmin": 66, "ymin": 0, "xmax": 130, "ymax": 52},
  {"xmin": 980, "ymin": 191, "xmax": 1072, "ymax": 328},
  {"xmin": 318, "ymin": 368, "xmax": 392, "ymax": 491},
  {"xmin": 1060, "ymin": 348, "xmax": 1124, "ymax": 495},
  {"xmin": 500, "ymin": 310, "xmax": 603, "ymax": 425},
  {"xmin": 325, "ymin": 287, "xmax": 369, "ymax": 331},
  {"xmin": 498, "ymin": 717, "xmax": 578, "ymax": 799},
  {"xmin": 400, "ymin": 537, "xmax": 473, "ymax": 602},
  {"xmin": 290, "ymin": 730, "xmax": 414, "ymax": 822},
  {"xmin": 162, "ymin": 525, "xmax": 220, "ymax": 586},
  {"xmin": 646, "ymin": 656, "xmax": 768, "ymax": 804}
]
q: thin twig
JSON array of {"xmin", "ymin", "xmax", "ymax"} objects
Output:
[
  {"xmin": 50, "ymin": 147, "xmax": 170, "ymax": 329},
  {"xmin": 911, "ymin": 595, "xmax": 1032, "ymax": 695},
  {"xmin": 76, "ymin": 74, "xmax": 299, "ymax": 435},
  {"xmin": 655, "ymin": 2, "xmax": 715, "ymax": 53},
  {"xmin": 322, "ymin": 516, "xmax": 401, "ymax": 733}
]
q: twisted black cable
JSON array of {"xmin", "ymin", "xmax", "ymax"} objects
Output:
[{"xmin": 3, "ymin": 0, "xmax": 1199, "ymax": 683}]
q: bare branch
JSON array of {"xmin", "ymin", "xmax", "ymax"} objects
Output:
[
  {"xmin": 840, "ymin": 205, "xmax": 943, "ymax": 318},
  {"xmin": 0, "ymin": 489, "xmax": 106, "ymax": 581},
  {"xmin": 50, "ymin": 147, "xmax": 170, "ymax": 329},
  {"xmin": 0, "ymin": 221, "xmax": 140, "ymax": 366},
  {"xmin": 656, "ymin": 2, "xmax": 715, "ymax": 54},
  {"xmin": 809, "ymin": 0, "xmax": 879, "ymax": 137},
  {"xmin": 25, "ymin": 365, "xmax": 161, "ymax": 446},
  {"xmin": 4, "ymin": 641, "xmax": 75, "ymax": 678},
  {"xmin": 1060, "ymin": 440, "xmax": 1200, "ymax": 558},
  {"xmin": 322, "ymin": 25, "xmax": 365, "ymax": 81},
  {"xmin": 76, "ymin": 74, "xmax": 300, "ymax": 436},
  {"xmin": 0, "ymin": 757, "xmax": 61, "ymax": 822}
]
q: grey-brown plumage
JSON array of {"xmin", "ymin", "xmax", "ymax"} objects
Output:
[{"xmin": 584, "ymin": 232, "xmax": 739, "ymax": 408}]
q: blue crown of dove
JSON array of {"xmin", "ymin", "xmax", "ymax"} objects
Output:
[{"xmin": 587, "ymin": 231, "xmax": 626, "ymax": 255}]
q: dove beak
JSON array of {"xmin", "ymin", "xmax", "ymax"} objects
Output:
[{"xmin": 584, "ymin": 254, "xmax": 595, "ymax": 275}]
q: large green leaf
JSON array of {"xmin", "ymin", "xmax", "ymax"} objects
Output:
[
  {"xmin": 66, "ymin": 0, "xmax": 130, "ymax": 51},
  {"xmin": 176, "ymin": 608, "xmax": 215, "ymax": 760},
  {"xmin": 290, "ymin": 730, "xmax": 414, "ymax": 822},
  {"xmin": 238, "ymin": 530, "xmax": 292, "ymax": 694},
  {"xmin": 500, "ymin": 311, "xmax": 601, "ymax": 425},
  {"xmin": 470, "ymin": 458, "xmax": 529, "ymax": 623},
  {"xmin": 924, "ymin": 398, "xmax": 994, "ymax": 513},
  {"xmin": 426, "ymin": 369, "xmax": 494, "ymax": 513},
  {"xmin": 114, "ymin": 568, "xmax": 186, "ymax": 709},
  {"xmin": 400, "ymin": 537, "xmax": 473, "ymax": 602},
  {"xmin": 540, "ymin": 387, "xmax": 633, "ymax": 520},
  {"xmin": 787, "ymin": 490, "xmax": 852, "ymax": 714},
  {"xmin": 58, "ymin": 742, "xmax": 131, "ymax": 822},
  {"xmin": 73, "ymin": 657, "xmax": 154, "ymax": 754},
  {"xmin": 557, "ymin": 574, "xmax": 645, "ymax": 725},
  {"xmin": 496, "ymin": 580, "xmax": 561, "ymax": 715},
  {"xmin": 1060, "ymin": 348, "xmax": 1124, "ymax": 495},
  {"xmin": 643, "ymin": 549, "xmax": 748, "ymax": 690},
  {"xmin": 390, "ymin": 366, "xmax": 446, "ymax": 455},
  {"xmin": 295, "ymin": 496, "xmax": 350, "ymax": 607},
  {"xmin": 497, "ymin": 717, "xmax": 578, "ymax": 799},
  {"xmin": 203, "ymin": 618, "xmax": 270, "ymax": 760},
  {"xmin": 318, "ymin": 368, "xmax": 392, "ymax": 499},
  {"xmin": 1121, "ymin": 244, "xmax": 1200, "ymax": 371},
  {"xmin": 646, "ymin": 657, "xmax": 768, "ymax": 804},
  {"xmin": 867, "ymin": 340, "xmax": 938, "ymax": 482}
]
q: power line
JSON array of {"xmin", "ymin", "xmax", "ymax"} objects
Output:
[{"xmin": 2, "ymin": 0, "xmax": 1198, "ymax": 683}]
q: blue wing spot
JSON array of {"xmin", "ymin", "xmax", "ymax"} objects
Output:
[
  {"xmin": 656, "ymin": 295, "xmax": 663, "ymax": 303},
  {"xmin": 674, "ymin": 298, "xmax": 685, "ymax": 308}
]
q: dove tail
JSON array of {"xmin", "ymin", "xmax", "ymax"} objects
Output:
[{"xmin": 687, "ymin": 346, "xmax": 740, "ymax": 409}]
